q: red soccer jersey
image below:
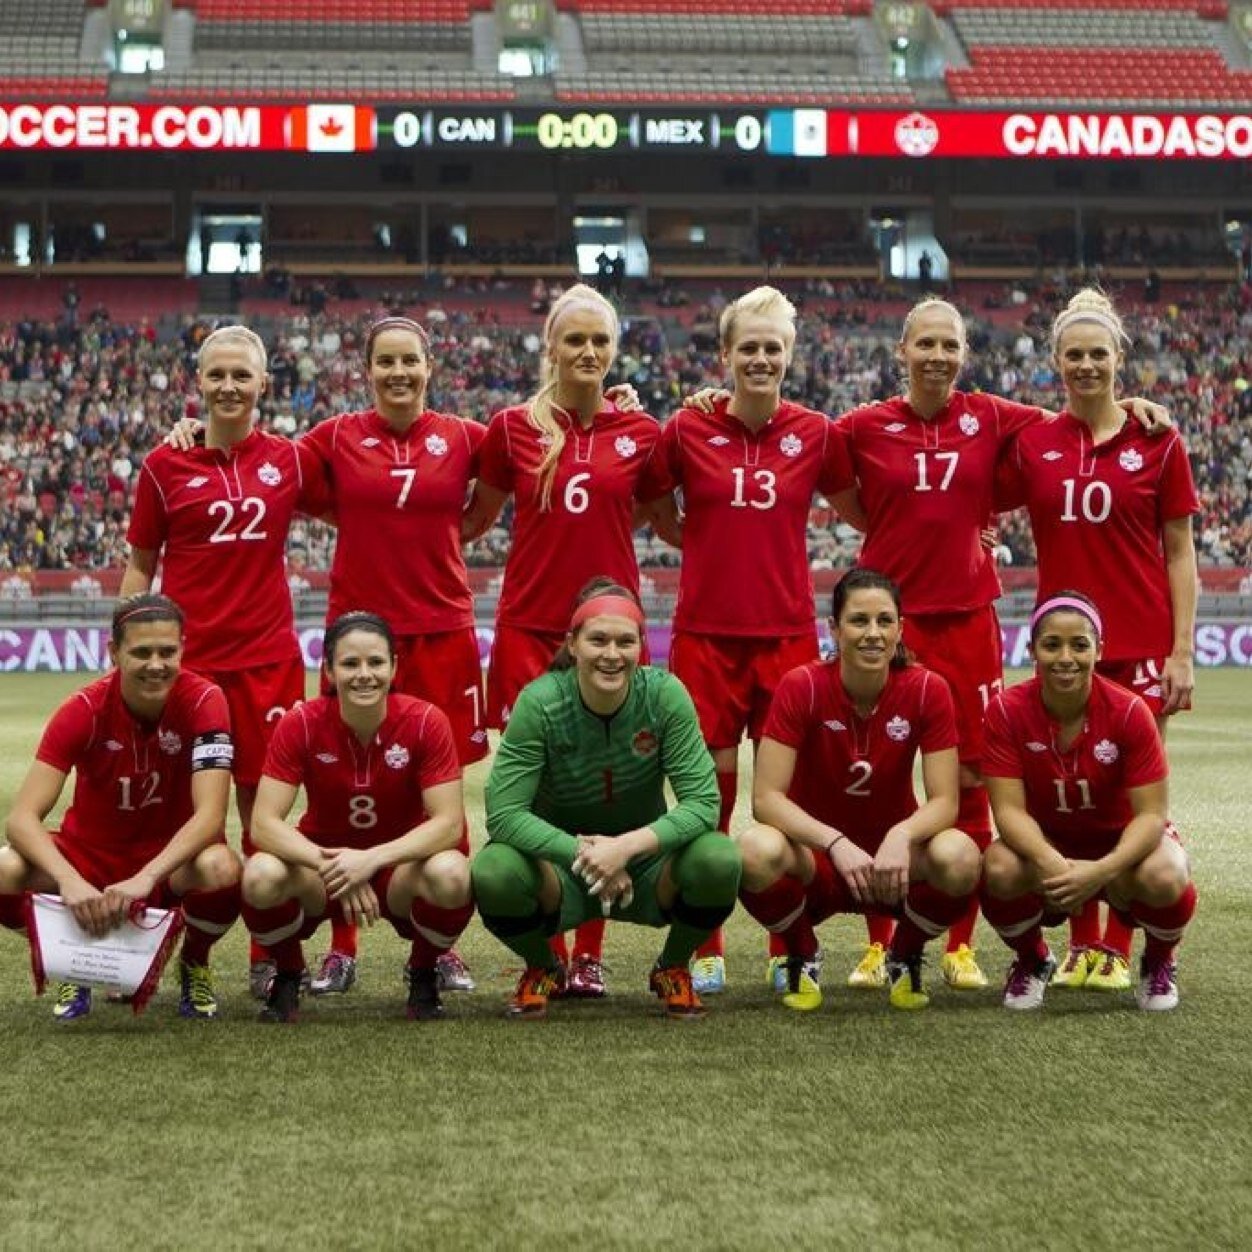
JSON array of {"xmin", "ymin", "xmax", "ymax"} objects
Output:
[
  {"xmin": 263, "ymin": 693, "xmax": 461, "ymax": 850},
  {"xmin": 298, "ymin": 409, "xmax": 484, "ymax": 634},
  {"xmin": 996, "ymin": 415, "xmax": 1199, "ymax": 662},
  {"xmin": 637, "ymin": 399, "xmax": 848, "ymax": 636},
  {"xmin": 983, "ymin": 674, "xmax": 1167, "ymax": 854},
  {"xmin": 761, "ymin": 661, "xmax": 958, "ymax": 848},
  {"xmin": 479, "ymin": 403, "xmax": 660, "ymax": 631},
  {"xmin": 37, "ymin": 670, "xmax": 232, "ymax": 881},
  {"xmin": 835, "ymin": 391, "xmax": 1042, "ymax": 614},
  {"xmin": 128, "ymin": 430, "xmax": 323, "ymax": 671}
]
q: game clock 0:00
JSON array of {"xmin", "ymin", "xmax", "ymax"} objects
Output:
[{"xmin": 532, "ymin": 111, "xmax": 622, "ymax": 150}]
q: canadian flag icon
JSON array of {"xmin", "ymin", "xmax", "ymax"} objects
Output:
[{"xmin": 287, "ymin": 104, "xmax": 375, "ymax": 153}]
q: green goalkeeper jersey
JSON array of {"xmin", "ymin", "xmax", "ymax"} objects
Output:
[{"xmin": 484, "ymin": 666, "xmax": 719, "ymax": 868}]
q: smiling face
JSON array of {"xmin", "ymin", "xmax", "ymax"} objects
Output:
[
  {"xmin": 1031, "ymin": 610, "xmax": 1101, "ymax": 702},
  {"xmin": 198, "ymin": 336, "xmax": 266, "ymax": 428},
  {"xmin": 722, "ymin": 313, "xmax": 792, "ymax": 404},
  {"xmin": 833, "ymin": 586, "xmax": 901, "ymax": 680},
  {"xmin": 368, "ymin": 327, "xmax": 430, "ymax": 417},
  {"xmin": 549, "ymin": 304, "xmax": 616, "ymax": 393},
  {"xmin": 110, "ymin": 619, "xmax": 183, "ymax": 716},
  {"xmin": 1055, "ymin": 320, "xmax": 1121, "ymax": 408},
  {"xmin": 897, "ymin": 305, "xmax": 966, "ymax": 407},
  {"xmin": 325, "ymin": 627, "xmax": 397, "ymax": 714},
  {"xmin": 569, "ymin": 613, "xmax": 642, "ymax": 710}
]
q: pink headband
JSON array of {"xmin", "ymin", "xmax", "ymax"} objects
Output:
[
  {"xmin": 1029, "ymin": 596, "xmax": 1103, "ymax": 640},
  {"xmin": 570, "ymin": 595, "xmax": 644, "ymax": 632}
]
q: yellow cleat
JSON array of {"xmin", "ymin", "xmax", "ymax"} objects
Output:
[
  {"xmin": 781, "ymin": 956, "xmax": 823, "ymax": 1012},
  {"xmin": 1052, "ymin": 946, "xmax": 1097, "ymax": 989},
  {"xmin": 941, "ymin": 944, "xmax": 988, "ymax": 990},
  {"xmin": 1086, "ymin": 950, "xmax": 1131, "ymax": 992},
  {"xmin": 887, "ymin": 954, "xmax": 930, "ymax": 1011},
  {"xmin": 847, "ymin": 941, "xmax": 888, "ymax": 989}
]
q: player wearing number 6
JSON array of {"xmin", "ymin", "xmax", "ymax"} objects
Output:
[
  {"xmin": 980, "ymin": 593, "xmax": 1195, "ymax": 1012},
  {"xmin": 461, "ymin": 284, "xmax": 659, "ymax": 998},
  {"xmin": 636, "ymin": 286, "xmax": 852, "ymax": 995},
  {"xmin": 243, "ymin": 612, "xmax": 472, "ymax": 1024}
]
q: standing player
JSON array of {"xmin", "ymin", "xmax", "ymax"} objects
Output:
[
  {"xmin": 831, "ymin": 298, "xmax": 1169, "ymax": 992},
  {"xmin": 737, "ymin": 569, "xmax": 978, "ymax": 1011},
  {"xmin": 461, "ymin": 284, "xmax": 660, "ymax": 997},
  {"xmin": 980, "ymin": 593, "xmax": 1196, "ymax": 1011},
  {"xmin": 637, "ymin": 286, "xmax": 851, "ymax": 993},
  {"xmin": 474, "ymin": 582, "xmax": 740, "ymax": 1020},
  {"xmin": 243, "ymin": 612, "xmax": 472, "ymax": 1023},
  {"xmin": 123, "ymin": 324, "xmax": 320, "ymax": 1000},
  {"xmin": 996, "ymin": 288, "xmax": 1199, "ymax": 990},
  {"xmin": 0, "ymin": 595, "xmax": 240, "ymax": 1021}
]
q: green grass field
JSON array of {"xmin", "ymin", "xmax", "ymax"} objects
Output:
[{"xmin": 0, "ymin": 670, "xmax": 1249, "ymax": 1251}]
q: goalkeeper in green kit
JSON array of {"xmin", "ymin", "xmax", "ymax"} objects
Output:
[{"xmin": 476, "ymin": 580, "xmax": 741, "ymax": 1018}]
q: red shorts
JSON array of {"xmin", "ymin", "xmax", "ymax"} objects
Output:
[
  {"xmin": 487, "ymin": 622, "xmax": 651, "ymax": 728},
  {"xmin": 54, "ymin": 834, "xmax": 185, "ymax": 905},
  {"xmin": 903, "ymin": 606, "xmax": 1003, "ymax": 769},
  {"xmin": 800, "ymin": 846, "xmax": 878, "ymax": 923},
  {"xmin": 1097, "ymin": 657, "xmax": 1187, "ymax": 719},
  {"xmin": 209, "ymin": 655, "xmax": 307, "ymax": 787},
  {"xmin": 295, "ymin": 866, "xmax": 415, "ymax": 937},
  {"xmin": 670, "ymin": 631, "xmax": 819, "ymax": 749},
  {"xmin": 1044, "ymin": 820, "xmax": 1183, "ymax": 866}
]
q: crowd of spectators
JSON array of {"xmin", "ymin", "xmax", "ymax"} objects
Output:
[{"xmin": 2, "ymin": 277, "xmax": 1250, "ymax": 582}]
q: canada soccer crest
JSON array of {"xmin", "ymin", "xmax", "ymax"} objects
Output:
[
  {"xmin": 632, "ymin": 728, "xmax": 659, "ymax": 757},
  {"xmin": 885, "ymin": 716, "xmax": 911, "ymax": 742},
  {"xmin": 615, "ymin": 435, "xmax": 637, "ymax": 458},
  {"xmin": 258, "ymin": 462, "xmax": 282, "ymax": 486},
  {"xmin": 1119, "ymin": 448, "xmax": 1144, "ymax": 472},
  {"xmin": 779, "ymin": 434, "xmax": 803, "ymax": 458},
  {"xmin": 159, "ymin": 729, "xmax": 182, "ymax": 755},
  {"xmin": 894, "ymin": 111, "xmax": 940, "ymax": 158},
  {"xmin": 425, "ymin": 434, "xmax": 448, "ymax": 457},
  {"xmin": 384, "ymin": 743, "xmax": 410, "ymax": 769},
  {"xmin": 1093, "ymin": 739, "xmax": 1119, "ymax": 765},
  {"xmin": 959, "ymin": 414, "xmax": 980, "ymax": 437}
]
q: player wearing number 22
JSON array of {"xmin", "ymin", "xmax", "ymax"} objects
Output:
[
  {"xmin": 0, "ymin": 595, "xmax": 240, "ymax": 1022},
  {"xmin": 243, "ymin": 612, "xmax": 473, "ymax": 1024}
]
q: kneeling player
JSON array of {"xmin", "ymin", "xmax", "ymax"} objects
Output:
[
  {"xmin": 981, "ymin": 593, "xmax": 1195, "ymax": 1011},
  {"xmin": 0, "ymin": 594, "xmax": 240, "ymax": 1021},
  {"xmin": 737, "ymin": 569, "xmax": 979, "ymax": 1011},
  {"xmin": 244, "ymin": 612, "xmax": 472, "ymax": 1023},
  {"xmin": 475, "ymin": 581, "xmax": 741, "ymax": 1020}
]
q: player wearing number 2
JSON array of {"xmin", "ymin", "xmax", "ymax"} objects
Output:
[
  {"xmin": 995, "ymin": 289, "xmax": 1198, "ymax": 991},
  {"xmin": 461, "ymin": 284, "xmax": 658, "ymax": 998},
  {"xmin": 637, "ymin": 286, "xmax": 852, "ymax": 994}
]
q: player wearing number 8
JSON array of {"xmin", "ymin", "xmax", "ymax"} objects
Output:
[{"xmin": 243, "ymin": 612, "xmax": 473, "ymax": 1023}]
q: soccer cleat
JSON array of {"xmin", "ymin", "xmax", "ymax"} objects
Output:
[
  {"xmin": 689, "ymin": 954, "xmax": 726, "ymax": 995},
  {"xmin": 941, "ymin": 944, "xmax": 989, "ymax": 990},
  {"xmin": 847, "ymin": 941, "xmax": 889, "ymax": 989},
  {"xmin": 258, "ymin": 970, "xmax": 302, "ymax": 1024},
  {"xmin": 1135, "ymin": 958, "xmax": 1179, "ymax": 1012},
  {"xmin": 770, "ymin": 946, "xmax": 823, "ymax": 992},
  {"xmin": 780, "ymin": 955, "xmax": 822, "ymax": 1012},
  {"xmin": 887, "ymin": 953, "xmax": 930, "ymax": 1010},
  {"xmin": 1052, "ymin": 946, "xmax": 1097, "ymax": 990},
  {"xmin": 178, "ymin": 961, "xmax": 219, "ymax": 1020},
  {"xmin": 53, "ymin": 982, "xmax": 92, "ymax": 1022},
  {"xmin": 1002, "ymin": 951, "xmax": 1057, "ymax": 1011},
  {"xmin": 650, "ymin": 963, "xmax": 706, "ymax": 1019},
  {"xmin": 405, "ymin": 966, "xmax": 445, "ymax": 1021},
  {"xmin": 1086, "ymin": 949, "xmax": 1132, "ymax": 993},
  {"xmin": 249, "ymin": 959, "xmax": 277, "ymax": 1001},
  {"xmin": 565, "ymin": 954, "xmax": 607, "ymax": 998},
  {"xmin": 507, "ymin": 966, "xmax": 563, "ymax": 1019},
  {"xmin": 434, "ymin": 949, "xmax": 475, "ymax": 993},
  {"xmin": 309, "ymin": 950, "xmax": 357, "ymax": 996}
]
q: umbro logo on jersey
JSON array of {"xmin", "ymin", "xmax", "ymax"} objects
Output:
[
  {"xmin": 1119, "ymin": 448, "xmax": 1144, "ymax": 472},
  {"xmin": 883, "ymin": 423, "xmax": 907, "ymax": 434},
  {"xmin": 1025, "ymin": 741, "xmax": 1048, "ymax": 752},
  {"xmin": 823, "ymin": 719, "xmax": 847, "ymax": 733},
  {"xmin": 885, "ymin": 716, "xmax": 911, "ymax": 741},
  {"xmin": 614, "ymin": 435, "xmax": 637, "ymax": 457},
  {"xmin": 707, "ymin": 436, "xmax": 730, "ymax": 446},
  {"xmin": 384, "ymin": 743, "xmax": 410, "ymax": 769},
  {"xmin": 258, "ymin": 462, "xmax": 282, "ymax": 486},
  {"xmin": 779, "ymin": 434, "xmax": 803, "ymax": 458},
  {"xmin": 1043, "ymin": 451, "xmax": 1063, "ymax": 462},
  {"xmin": 159, "ymin": 729, "xmax": 182, "ymax": 755},
  {"xmin": 186, "ymin": 476, "xmax": 209, "ymax": 489},
  {"xmin": 361, "ymin": 437, "xmax": 381, "ymax": 448},
  {"xmin": 959, "ymin": 414, "xmax": 980, "ymax": 437},
  {"xmin": 425, "ymin": 434, "xmax": 448, "ymax": 457},
  {"xmin": 105, "ymin": 739, "xmax": 124, "ymax": 751},
  {"xmin": 1093, "ymin": 739, "xmax": 1120, "ymax": 765},
  {"xmin": 1144, "ymin": 683, "xmax": 1163, "ymax": 700},
  {"xmin": 316, "ymin": 752, "xmax": 339, "ymax": 764}
]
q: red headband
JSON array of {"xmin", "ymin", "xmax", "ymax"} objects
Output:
[{"xmin": 570, "ymin": 595, "xmax": 645, "ymax": 632}]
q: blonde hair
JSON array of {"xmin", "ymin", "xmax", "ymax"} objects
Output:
[
  {"xmin": 718, "ymin": 285, "xmax": 797, "ymax": 350},
  {"xmin": 198, "ymin": 324, "xmax": 268, "ymax": 372},
  {"xmin": 527, "ymin": 284, "xmax": 620, "ymax": 511},
  {"xmin": 1050, "ymin": 288, "xmax": 1129, "ymax": 355},
  {"xmin": 899, "ymin": 297, "xmax": 967, "ymax": 348}
]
